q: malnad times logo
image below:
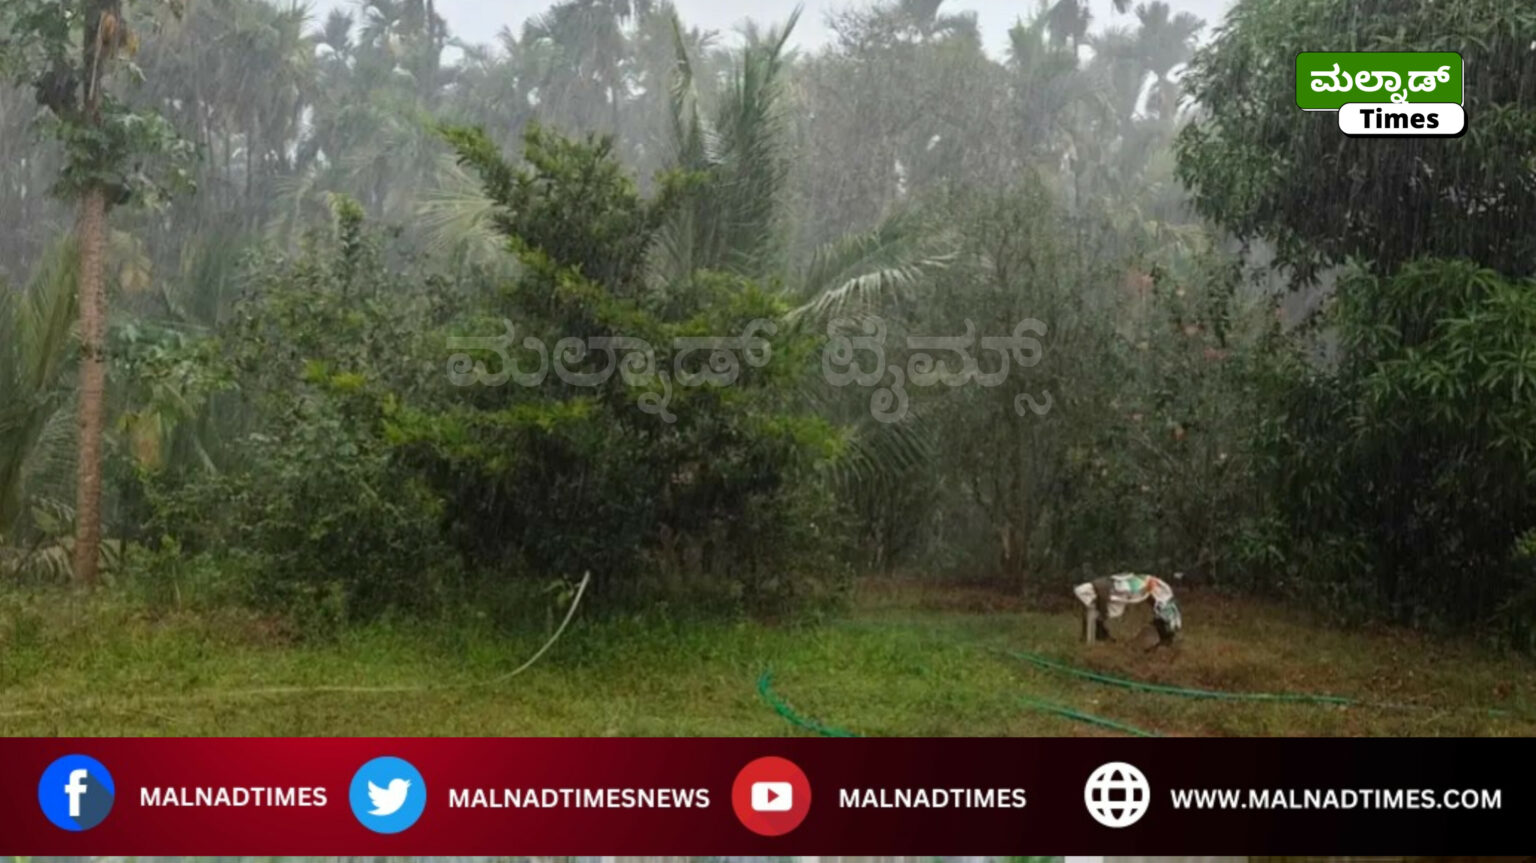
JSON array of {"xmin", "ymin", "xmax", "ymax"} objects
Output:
[
  {"xmin": 38, "ymin": 754, "xmax": 115, "ymax": 831},
  {"xmin": 1296, "ymin": 52, "xmax": 1466, "ymax": 138}
]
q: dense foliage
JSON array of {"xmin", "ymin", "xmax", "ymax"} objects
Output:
[
  {"xmin": 1247, "ymin": 261, "xmax": 1536, "ymax": 643},
  {"xmin": 147, "ymin": 139, "xmax": 849, "ymax": 622},
  {"xmin": 3, "ymin": 0, "xmax": 1534, "ymax": 646},
  {"xmin": 1177, "ymin": 0, "xmax": 1536, "ymax": 642},
  {"xmin": 1177, "ymin": 0, "xmax": 1536, "ymax": 281}
]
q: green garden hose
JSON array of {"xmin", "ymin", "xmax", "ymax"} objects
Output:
[
  {"xmin": 1017, "ymin": 695, "xmax": 1163, "ymax": 737},
  {"xmin": 756, "ymin": 669, "xmax": 862, "ymax": 737},
  {"xmin": 1009, "ymin": 649, "xmax": 1355, "ymax": 705},
  {"xmin": 1009, "ymin": 648, "xmax": 1528, "ymax": 720}
]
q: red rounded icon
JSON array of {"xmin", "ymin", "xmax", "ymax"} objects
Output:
[{"xmin": 731, "ymin": 756, "xmax": 812, "ymax": 836}]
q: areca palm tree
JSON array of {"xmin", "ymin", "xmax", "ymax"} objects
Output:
[
  {"xmin": 356, "ymin": 0, "xmax": 447, "ymax": 98},
  {"xmin": 1044, "ymin": 0, "xmax": 1137, "ymax": 50},
  {"xmin": 1007, "ymin": 9, "xmax": 1086, "ymax": 165},
  {"xmin": 1045, "ymin": 0, "xmax": 1093, "ymax": 50},
  {"xmin": 131, "ymin": 0, "xmax": 315, "ymax": 220},
  {"xmin": 521, "ymin": 0, "xmax": 653, "ymax": 136},
  {"xmin": 892, "ymin": 0, "xmax": 981, "ymax": 44},
  {"xmin": 1133, "ymin": 1, "xmax": 1204, "ymax": 125},
  {"xmin": 263, "ymin": 0, "xmax": 458, "ymax": 244},
  {"xmin": 1067, "ymin": 3, "xmax": 1203, "ymax": 248}
]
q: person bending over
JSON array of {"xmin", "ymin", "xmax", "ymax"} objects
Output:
[{"xmin": 1072, "ymin": 572, "xmax": 1182, "ymax": 646}]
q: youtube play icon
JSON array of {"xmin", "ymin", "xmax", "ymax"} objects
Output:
[
  {"xmin": 752, "ymin": 781, "xmax": 793, "ymax": 811},
  {"xmin": 731, "ymin": 756, "xmax": 812, "ymax": 836}
]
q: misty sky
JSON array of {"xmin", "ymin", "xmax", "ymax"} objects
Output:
[{"xmin": 316, "ymin": 0, "xmax": 1236, "ymax": 56}]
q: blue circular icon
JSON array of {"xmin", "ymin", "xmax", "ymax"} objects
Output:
[
  {"xmin": 349, "ymin": 756, "xmax": 426, "ymax": 834},
  {"xmin": 38, "ymin": 754, "xmax": 115, "ymax": 831}
]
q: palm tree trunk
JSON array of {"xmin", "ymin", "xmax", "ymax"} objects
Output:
[
  {"xmin": 73, "ymin": 186, "xmax": 107, "ymax": 586},
  {"xmin": 71, "ymin": 0, "xmax": 116, "ymax": 587}
]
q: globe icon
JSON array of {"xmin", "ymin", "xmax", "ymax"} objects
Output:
[{"xmin": 1084, "ymin": 761, "xmax": 1150, "ymax": 828}]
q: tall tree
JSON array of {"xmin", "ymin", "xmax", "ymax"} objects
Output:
[
  {"xmin": 1133, "ymin": 1, "xmax": 1202, "ymax": 126},
  {"xmin": 1, "ymin": 0, "xmax": 190, "ymax": 584}
]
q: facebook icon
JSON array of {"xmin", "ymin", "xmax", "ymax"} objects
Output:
[{"xmin": 38, "ymin": 755, "xmax": 115, "ymax": 831}]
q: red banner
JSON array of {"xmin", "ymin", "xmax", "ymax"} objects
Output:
[{"xmin": 0, "ymin": 738, "xmax": 1525, "ymax": 854}]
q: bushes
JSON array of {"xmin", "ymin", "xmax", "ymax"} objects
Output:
[
  {"xmin": 847, "ymin": 185, "xmax": 1278, "ymax": 591},
  {"xmin": 125, "ymin": 153, "xmax": 1536, "ymax": 650},
  {"xmin": 1255, "ymin": 260, "xmax": 1536, "ymax": 644},
  {"xmin": 143, "ymin": 201, "xmax": 460, "ymax": 622},
  {"xmin": 144, "ymin": 129, "xmax": 851, "ymax": 624},
  {"xmin": 398, "ymin": 125, "xmax": 853, "ymax": 617}
]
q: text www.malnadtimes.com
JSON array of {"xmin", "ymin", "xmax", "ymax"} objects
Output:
[{"xmin": 1169, "ymin": 787, "xmax": 1503, "ymax": 811}]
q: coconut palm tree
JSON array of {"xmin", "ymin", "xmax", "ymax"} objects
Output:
[
  {"xmin": 660, "ymin": 4, "xmax": 961, "ymax": 298},
  {"xmin": 649, "ymin": 9, "xmax": 958, "ymax": 573}
]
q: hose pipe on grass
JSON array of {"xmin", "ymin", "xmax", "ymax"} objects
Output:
[{"xmin": 757, "ymin": 669, "xmax": 862, "ymax": 738}]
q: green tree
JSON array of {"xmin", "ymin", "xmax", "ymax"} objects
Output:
[
  {"xmin": 147, "ymin": 200, "xmax": 457, "ymax": 623},
  {"xmin": 1255, "ymin": 261, "xmax": 1536, "ymax": 641},
  {"xmin": 1176, "ymin": 0, "xmax": 1536, "ymax": 642},
  {"xmin": 1, "ymin": 0, "xmax": 191, "ymax": 584},
  {"xmin": 424, "ymin": 123, "xmax": 849, "ymax": 611},
  {"xmin": 1176, "ymin": 0, "xmax": 1536, "ymax": 281}
]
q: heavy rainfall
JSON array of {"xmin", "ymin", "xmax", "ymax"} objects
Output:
[{"xmin": 2, "ymin": 0, "xmax": 1535, "ymax": 736}]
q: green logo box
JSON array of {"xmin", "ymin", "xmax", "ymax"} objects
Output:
[{"xmin": 1296, "ymin": 52, "xmax": 1463, "ymax": 111}]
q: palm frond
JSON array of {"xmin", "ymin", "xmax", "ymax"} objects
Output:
[
  {"xmin": 643, "ymin": 8, "xmax": 713, "ymax": 289},
  {"xmin": 416, "ymin": 153, "xmax": 520, "ymax": 274},
  {"xmin": 0, "ymin": 500, "xmax": 121, "ymax": 583},
  {"xmin": 666, "ymin": 8, "xmax": 716, "ymax": 172},
  {"xmin": 0, "ymin": 238, "xmax": 78, "ymax": 542},
  {"xmin": 827, "ymin": 412, "xmax": 935, "ymax": 490},
  {"xmin": 792, "ymin": 355, "xmax": 943, "ymax": 495},
  {"xmin": 18, "ymin": 397, "xmax": 76, "ymax": 509},
  {"xmin": 791, "ymin": 214, "xmax": 957, "ymax": 320},
  {"xmin": 708, "ymin": 8, "xmax": 799, "ymax": 273},
  {"xmin": 650, "ymin": 7, "xmax": 800, "ymax": 282}
]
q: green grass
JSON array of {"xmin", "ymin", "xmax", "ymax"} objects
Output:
[{"xmin": 3, "ymin": 580, "xmax": 1536, "ymax": 736}]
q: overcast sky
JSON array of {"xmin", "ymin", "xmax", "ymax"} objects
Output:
[{"xmin": 316, "ymin": 0, "xmax": 1236, "ymax": 56}]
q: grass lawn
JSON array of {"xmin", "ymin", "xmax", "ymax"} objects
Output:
[{"xmin": 3, "ymin": 579, "xmax": 1535, "ymax": 736}]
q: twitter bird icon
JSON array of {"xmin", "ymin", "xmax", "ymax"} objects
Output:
[
  {"xmin": 349, "ymin": 756, "xmax": 426, "ymax": 833},
  {"xmin": 368, "ymin": 778, "xmax": 411, "ymax": 815}
]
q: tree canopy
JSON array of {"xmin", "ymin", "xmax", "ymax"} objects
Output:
[{"xmin": 1177, "ymin": 0, "xmax": 1536, "ymax": 280}]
